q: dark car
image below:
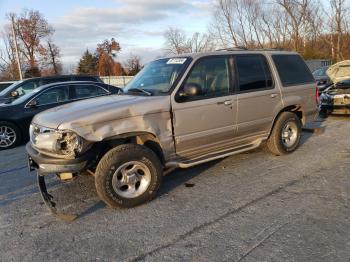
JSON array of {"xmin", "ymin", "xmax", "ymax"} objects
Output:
[
  {"xmin": 0, "ymin": 81, "xmax": 119, "ymax": 150},
  {"xmin": 319, "ymin": 79, "xmax": 350, "ymax": 116},
  {"xmin": 312, "ymin": 66, "xmax": 331, "ymax": 92},
  {"xmin": 0, "ymin": 75, "xmax": 103, "ymax": 103},
  {"xmin": 0, "ymin": 81, "xmax": 16, "ymax": 92}
]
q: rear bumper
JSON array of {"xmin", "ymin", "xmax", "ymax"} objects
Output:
[{"xmin": 26, "ymin": 143, "xmax": 94, "ymax": 175}]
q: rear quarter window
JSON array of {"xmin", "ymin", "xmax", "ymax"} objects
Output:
[{"xmin": 272, "ymin": 55, "xmax": 314, "ymax": 86}]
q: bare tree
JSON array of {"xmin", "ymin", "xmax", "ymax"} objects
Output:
[
  {"xmin": 124, "ymin": 54, "xmax": 143, "ymax": 76},
  {"xmin": 39, "ymin": 40, "xmax": 62, "ymax": 75},
  {"xmin": 164, "ymin": 27, "xmax": 215, "ymax": 54},
  {"xmin": 328, "ymin": 0, "xmax": 349, "ymax": 61},
  {"xmin": 9, "ymin": 10, "xmax": 54, "ymax": 76},
  {"xmin": 164, "ymin": 27, "xmax": 189, "ymax": 54},
  {"xmin": 0, "ymin": 26, "xmax": 23, "ymax": 80}
]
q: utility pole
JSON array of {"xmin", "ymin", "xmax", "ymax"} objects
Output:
[{"xmin": 11, "ymin": 15, "xmax": 23, "ymax": 80}]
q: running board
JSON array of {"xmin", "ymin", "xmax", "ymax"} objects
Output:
[{"xmin": 166, "ymin": 141, "xmax": 262, "ymax": 169}]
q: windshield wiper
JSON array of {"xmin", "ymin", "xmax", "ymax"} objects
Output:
[{"xmin": 127, "ymin": 88, "xmax": 153, "ymax": 96}]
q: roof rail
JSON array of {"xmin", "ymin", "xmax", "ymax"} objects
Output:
[
  {"xmin": 216, "ymin": 46, "xmax": 248, "ymax": 51},
  {"xmin": 253, "ymin": 48, "xmax": 285, "ymax": 51}
]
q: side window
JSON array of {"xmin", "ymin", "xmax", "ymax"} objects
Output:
[
  {"xmin": 182, "ymin": 56, "xmax": 230, "ymax": 100},
  {"xmin": 74, "ymin": 84, "xmax": 107, "ymax": 99},
  {"xmin": 236, "ymin": 55, "xmax": 273, "ymax": 93},
  {"xmin": 35, "ymin": 86, "xmax": 69, "ymax": 106},
  {"xmin": 272, "ymin": 55, "xmax": 314, "ymax": 86}
]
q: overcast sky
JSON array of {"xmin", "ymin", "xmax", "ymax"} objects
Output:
[{"xmin": 0, "ymin": 0, "xmax": 213, "ymax": 70}]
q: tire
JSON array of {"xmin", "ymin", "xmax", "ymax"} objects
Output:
[
  {"xmin": 266, "ymin": 112, "xmax": 302, "ymax": 156},
  {"xmin": 95, "ymin": 144, "xmax": 163, "ymax": 208},
  {"xmin": 0, "ymin": 121, "xmax": 22, "ymax": 150}
]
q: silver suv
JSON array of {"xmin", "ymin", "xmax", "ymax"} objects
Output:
[{"xmin": 27, "ymin": 50, "xmax": 316, "ymax": 214}]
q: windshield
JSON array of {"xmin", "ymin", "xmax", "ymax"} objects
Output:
[
  {"xmin": 124, "ymin": 57, "xmax": 191, "ymax": 95},
  {"xmin": 0, "ymin": 79, "xmax": 42, "ymax": 99},
  {"xmin": 0, "ymin": 81, "xmax": 22, "ymax": 96},
  {"xmin": 5, "ymin": 88, "xmax": 42, "ymax": 105}
]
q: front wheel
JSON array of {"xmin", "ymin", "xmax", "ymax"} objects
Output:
[
  {"xmin": 0, "ymin": 121, "xmax": 21, "ymax": 150},
  {"xmin": 266, "ymin": 112, "xmax": 302, "ymax": 156},
  {"xmin": 95, "ymin": 144, "xmax": 163, "ymax": 208}
]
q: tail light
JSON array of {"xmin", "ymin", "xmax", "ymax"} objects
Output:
[{"xmin": 316, "ymin": 86, "xmax": 319, "ymax": 104}]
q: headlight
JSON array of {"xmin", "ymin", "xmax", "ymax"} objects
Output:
[{"xmin": 30, "ymin": 125, "xmax": 91, "ymax": 158}]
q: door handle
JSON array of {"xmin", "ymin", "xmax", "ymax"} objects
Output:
[
  {"xmin": 270, "ymin": 94, "xmax": 278, "ymax": 98},
  {"xmin": 217, "ymin": 100, "xmax": 232, "ymax": 106}
]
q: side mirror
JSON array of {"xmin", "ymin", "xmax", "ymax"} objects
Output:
[
  {"xmin": 11, "ymin": 91, "xmax": 19, "ymax": 98},
  {"xmin": 179, "ymin": 83, "xmax": 202, "ymax": 98},
  {"xmin": 27, "ymin": 100, "xmax": 38, "ymax": 108}
]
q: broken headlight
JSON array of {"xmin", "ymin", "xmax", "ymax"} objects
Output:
[{"xmin": 30, "ymin": 125, "xmax": 91, "ymax": 158}]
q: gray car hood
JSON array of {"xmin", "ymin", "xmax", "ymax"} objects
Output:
[{"xmin": 33, "ymin": 94, "xmax": 171, "ymax": 130}]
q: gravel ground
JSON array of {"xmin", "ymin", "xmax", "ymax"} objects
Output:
[{"xmin": 0, "ymin": 116, "xmax": 349, "ymax": 262}]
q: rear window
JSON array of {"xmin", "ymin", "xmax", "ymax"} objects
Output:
[{"xmin": 272, "ymin": 55, "xmax": 314, "ymax": 86}]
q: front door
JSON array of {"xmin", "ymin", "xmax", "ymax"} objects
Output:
[
  {"xmin": 22, "ymin": 85, "xmax": 71, "ymax": 129},
  {"xmin": 172, "ymin": 56, "xmax": 237, "ymax": 159}
]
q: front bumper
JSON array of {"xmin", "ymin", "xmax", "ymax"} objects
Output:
[{"xmin": 26, "ymin": 143, "xmax": 94, "ymax": 175}]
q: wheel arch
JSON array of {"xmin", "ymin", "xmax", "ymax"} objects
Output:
[
  {"xmin": 269, "ymin": 105, "xmax": 304, "ymax": 136},
  {"xmin": 99, "ymin": 132, "xmax": 165, "ymax": 165}
]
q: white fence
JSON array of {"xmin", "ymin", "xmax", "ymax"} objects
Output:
[{"xmin": 100, "ymin": 76, "xmax": 134, "ymax": 87}]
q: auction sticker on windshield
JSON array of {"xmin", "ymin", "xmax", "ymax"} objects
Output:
[{"xmin": 167, "ymin": 58, "xmax": 187, "ymax": 64}]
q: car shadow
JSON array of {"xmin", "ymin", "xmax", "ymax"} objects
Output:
[
  {"xmin": 158, "ymin": 159, "xmax": 223, "ymax": 197},
  {"xmin": 299, "ymin": 115, "xmax": 327, "ymax": 146}
]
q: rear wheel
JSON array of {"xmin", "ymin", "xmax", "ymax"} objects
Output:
[
  {"xmin": 266, "ymin": 112, "xmax": 302, "ymax": 156},
  {"xmin": 0, "ymin": 121, "xmax": 21, "ymax": 150},
  {"xmin": 95, "ymin": 144, "xmax": 163, "ymax": 208}
]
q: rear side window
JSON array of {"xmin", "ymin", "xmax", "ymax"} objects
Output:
[
  {"xmin": 272, "ymin": 55, "xmax": 314, "ymax": 86},
  {"xmin": 73, "ymin": 84, "xmax": 108, "ymax": 99},
  {"xmin": 236, "ymin": 55, "xmax": 273, "ymax": 92}
]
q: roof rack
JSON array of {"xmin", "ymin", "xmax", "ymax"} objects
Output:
[
  {"xmin": 216, "ymin": 46, "xmax": 248, "ymax": 51},
  {"xmin": 253, "ymin": 48, "xmax": 285, "ymax": 51},
  {"xmin": 216, "ymin": 47, "xmax": 285, "ymax": 52}
]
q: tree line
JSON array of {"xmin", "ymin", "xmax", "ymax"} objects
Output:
[
  {"xmin": 164, "ymin": 0, "xmax": 350, "ymax": 62},
  {"xmin": 1, "ymin": 1, "xmax": 349, "ymax": 81}
]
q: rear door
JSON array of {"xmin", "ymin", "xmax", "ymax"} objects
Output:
[
  {"xmin": 172, "ymin": 55, "xmax": 237, "ymax": 159},
  {"xmin": 271, "ymin": 54, "xmax": 316, "ymax": 121},
  {"xmin": 234, "ymin": 54, "xmax": 282, "ymax": 139}
]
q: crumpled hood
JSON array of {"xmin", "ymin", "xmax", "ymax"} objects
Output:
[
  {"xmin": 327, "ymin": 60, "xmax": 350, "ymax": 83},
  {"xmin": 33, "ymin": 94, "xmax": 171, "ymax": 130}
]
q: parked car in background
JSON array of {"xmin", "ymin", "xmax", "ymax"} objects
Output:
[
  {"xmin": 26, "ymin": 50, "xmax": 317, "ymax": 217},
  {"xmin": 320, "ymin": 79, "xmax": 350, "ymax": 115},
  {"xmin": 0, "ymin": 81, "xmax": 119, "ymax": 150},
  {"xmin": 0, "ymin": 81, "xmax": 16, "ymax": 92},
  {"xmin": 313, "ymin": 66, "xmax": 331, "ymax": 92},
  {"xmin": 0, "ymin": 75, "xmax": 103, "ymax": 103},
  {"xmin": 319, "ymin": 61, "xmax": 350, "ymax": 116}
]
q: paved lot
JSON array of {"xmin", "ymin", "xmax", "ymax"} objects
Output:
[{"xmin": 0, "ymin": 116, "xmax": 349, "ymax": 261}]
